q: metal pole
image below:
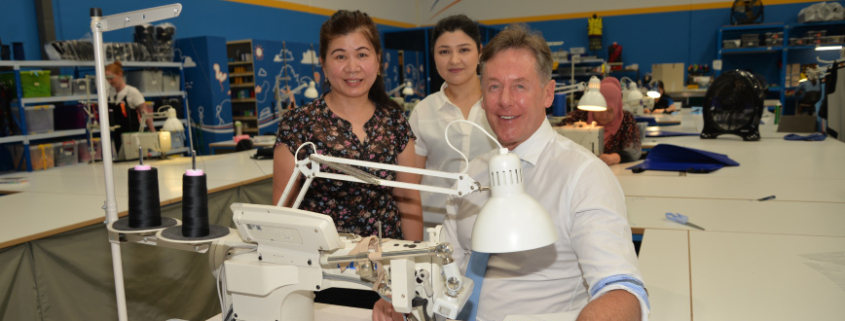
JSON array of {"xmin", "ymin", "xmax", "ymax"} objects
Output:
[{"xmin": 91, "ymin": 8, "xmax": 129, "ymax": 321}]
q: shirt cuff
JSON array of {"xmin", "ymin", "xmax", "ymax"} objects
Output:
[{"xmin": 590, "ymin": 274, "xmax": 650, "ymax": 321}]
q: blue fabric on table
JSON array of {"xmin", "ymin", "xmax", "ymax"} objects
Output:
[
  {"xmin": 784, "ymin": 133, "xmax": 827, "ymax": 141},
  {"xmin": 634, "ymin": 116, "xmax": 657, "ymax": 126},
  {"xmin": 627, "ymin": 144, "xmax": 739, "ymax": 173}
]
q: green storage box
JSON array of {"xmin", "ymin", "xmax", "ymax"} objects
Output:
[{"xmin": 0, "ymin": 70, "xmax": 52, "ymax": 98}]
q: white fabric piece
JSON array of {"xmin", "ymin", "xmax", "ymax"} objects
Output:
[
  {"xmin": 109, "ymin": 84, "xmax": 145, "ymax": 109},
  {"xmin": 444, "ymin": 121, "xmax": 648, "ymax": 321},
  {"xmin": 409, "ymin": 83, "xmax": 497, "ymax": 224}
]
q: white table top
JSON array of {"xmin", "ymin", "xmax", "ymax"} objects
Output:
[
  {"xmin": 627, "ymin": 197, "xmax": 845, "ymax": 237},
  {"xmin": 0, "ymin": 151, "xmax": 273, "ymax": 248},
  {"xmin": 689, "ymin": 231, "xmax": 845, "ymax": 321},
  {"xmin": 612, "ymin": 136, "xmax": 845, "ymax": 181},
  {"xmin": 638, "ymin": 229, "xmax": 691, "ymax": 321}
]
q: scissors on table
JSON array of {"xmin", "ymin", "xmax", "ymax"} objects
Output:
[{"xmin": 665, "ymin": 212, "xmax": 705, "ymax": 231}]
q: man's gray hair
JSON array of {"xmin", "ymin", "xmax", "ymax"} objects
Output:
[{"xmin": 479, "ymin": 24, "xmax": 553, "ymax": 82}]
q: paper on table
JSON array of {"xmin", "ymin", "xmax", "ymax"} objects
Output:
[{"xmin": 802, "ymin": 251, "xmax": 845, "ymax": 293}]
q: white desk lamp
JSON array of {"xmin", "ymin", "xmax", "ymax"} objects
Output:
[
  {"xmin": 555, "ymin": 81, "xmax": 586, "ymax": 94},
  {"xmin": 275, "ymin": 77, "xmax": 319, "ymax": 112},
  {"xmin": 646, "ymin": 80, "xmax": 661, "ymax": 99},
  {"xmin": 279, "ymin": 120, "xmax": 558, "ymax": 253},
  {"xmin": 577, "ymin": 76, "xmax": 608, "ymax": 111},
  {"xmin": 387, "ymin": 80, "xmax": 414, "ymax": 96}
]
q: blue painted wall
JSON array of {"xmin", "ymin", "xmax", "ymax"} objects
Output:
[
  {"xmin": 0, "ymin": 0, "xmax": 42, "ymax": 60},
  {"xmin": 507, "ymin": 1, "xmax": 845, "ymax": 86}
]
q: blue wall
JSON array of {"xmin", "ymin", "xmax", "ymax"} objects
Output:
[
  {"xmin": 0, "ymin": 0, "xmax": 42, "ymax": 60},
  {"xmin": 501, "ymin": 1, "xmax": 845, "ymax": 86}
]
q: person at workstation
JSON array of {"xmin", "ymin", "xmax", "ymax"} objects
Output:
[
  {"xmin": 105, "ymin": 60, "xmax": 155, "ymax": 150},
  {"xmin": 644, "ymin": 80, "xmax": 676, "ymax": 114},
  {"xmin": 408, "ymin": 14, "xmax": 497, "ymax": 224},
  {"xmin": 272, "ymin": 10, "xmax": 423, "ymax": 241},
  {"xmin": 558, "ymin": 77, "xmax": 642, "ymax": 165},
  {"xmin": 373, "ymin": 24, "xmax": 649, "ymax": 321},
  {"xmin": 794, "ymin": 69, "xmax": 822, "ymax": 115}
]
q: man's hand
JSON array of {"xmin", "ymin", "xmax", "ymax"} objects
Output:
[{"xmin": 372, "ymin": 298, "xmax": 404, "ymax": 321}]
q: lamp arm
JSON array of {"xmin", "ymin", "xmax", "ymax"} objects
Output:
[
  {"xmin": 277, "ymin": 152, "xmax": 481, "ymax": 208},
  {"xmin": 555, "ymin": 82, "xmax": 586, "ymax": 94},
  {"xmin": 387, "ymin": 83, "xmax": 407, "ymax": 96}
]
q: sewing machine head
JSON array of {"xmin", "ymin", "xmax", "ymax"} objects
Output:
[{"xmin": 209, "ymin": 203, "xmax": 472, "ymax": 321}]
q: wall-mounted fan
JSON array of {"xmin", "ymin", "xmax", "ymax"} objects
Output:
[
  {"xmin": 700, "ymin": 70, "xmax": 765, "ymax": 141},
  {"xmin": 731, "ymin": 0, "xmax": 764, "ymax": 25}
]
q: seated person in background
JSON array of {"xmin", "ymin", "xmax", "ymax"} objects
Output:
[
  {"xmin": 645, "ymin": 80, "xmax": 676, "ymax": 114},
  {"xmin": 373, "ymin": 23, "xmax": 648, "ymax": 321},
  {"xmin": 559, "ymin": 77, "xmax": 642, "ymax": 165},
  {"xmin": 795, "ymin": 69, "xmax": 822, "ymax": 115}
]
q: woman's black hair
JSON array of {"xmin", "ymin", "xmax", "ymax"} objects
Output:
[
  {"xmin": 319, "ymin": 10, "xmax": 402, "ymax": 112},
  {"xmin": 656, "ymin": 80, "xmax": 665, "ymax": 91},
  {"xmin": 431, "ymin": 14, "xmax": 482, "ymax": 53}
]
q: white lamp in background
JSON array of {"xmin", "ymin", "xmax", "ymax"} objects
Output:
[
  {"xmin": 304, "ymin": 81, "xmax": 319, "ymax": 99},
  {"xmin": 646, "ymin": 82, "xmax": 661, "ymax": 98},
  {"xmin": 577, "ymin": 76, "xmax": 607, "ymax": 111},
  {"xmin": 161, "ymin": 107, "xmax": 184, "ymax": 132},
  {"xmin": 816, "ymin": 45, "xmax": 843, "ymax": 51},
  {"xmin": 402, "ymin": 80, "xmax": 414, "ymax": 96}
]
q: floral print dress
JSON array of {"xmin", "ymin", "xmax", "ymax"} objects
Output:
[{"xmin": 276, "ymin": 98, "xmax": 415, "ymax": 239}]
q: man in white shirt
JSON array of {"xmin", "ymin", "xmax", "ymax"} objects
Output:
[
  {"xmin": 446, "ymin": 24, "xmax": 649, "ymax": 321},
  {"xmin": 373, "ymin": 24, "xmax": 648, "ymax": 321}
]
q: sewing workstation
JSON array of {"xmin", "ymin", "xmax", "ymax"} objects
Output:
[{"xmin": 3, "ymin": 1, "xmax": 845, "ymax": 321}]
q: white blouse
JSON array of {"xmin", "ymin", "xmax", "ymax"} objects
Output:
[{"xmin": 409, "ymin": 83, "xmax": 498, "ymax": 224}]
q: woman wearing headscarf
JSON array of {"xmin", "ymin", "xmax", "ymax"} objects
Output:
[{"xmin": 559, "ymin": 77, "xmax": 641, "ymax": 165}]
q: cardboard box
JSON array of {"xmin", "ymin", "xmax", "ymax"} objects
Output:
[{"xmin": 652, "ymin": 63, "xmax": 685, "ymax": 92}]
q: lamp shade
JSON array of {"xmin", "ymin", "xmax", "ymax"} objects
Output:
[
  {"xmin": 577, "ymin": 76, "xmax": 607, "ymax": 112},
  {"xmin": 402, "ymin": 80, "xmax": 414, "ymax": 96},
  {"xmin": 304, "ymin": 81, "xmax": 319, "ymax": 99},
  {"xmin": 626, "ymin": 84, "xmax": 644, "ymax": 102},
  {"xmin": 161, "ymin": 108, "xmax": 184, "ymax": 132},
  {"xmin": 471, "ymin": 149, "xmax": 558, "ymax": 253}
]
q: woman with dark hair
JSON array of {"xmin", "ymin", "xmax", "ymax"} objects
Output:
[
  {"xmin": 408, "ymin": 14, "xmax": 497, "ymax": 224},
  {"xmin": 272, "ymin": 10, "xmax": 423, "ymax": 241}
]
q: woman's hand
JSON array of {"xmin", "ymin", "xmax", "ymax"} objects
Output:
[
  {"xmin": 372, "ymin": 298, "xmax": 404, "ymax": 321},
  {"xmin": 599, "ymin": 153, "xmax": 621, "ymax": 165}
]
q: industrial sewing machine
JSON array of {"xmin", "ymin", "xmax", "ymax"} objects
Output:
[
  {"xmin": 206, "ymin": 204, "xmax": 472, "ymax": 321},
  {"xmin": 553, "ymin": 121, "xmax": 605, "ymax": 156}
]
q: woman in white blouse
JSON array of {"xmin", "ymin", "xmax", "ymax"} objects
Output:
[{"xmin": 408, "ymin": 14, "xmax": 497, "ymax": 225}]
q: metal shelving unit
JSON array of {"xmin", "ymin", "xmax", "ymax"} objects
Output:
[
  {"xmin": 0, "ymin": 60, "xmax": 191, "ymax": 172},
  {"xmin": 717, "ymin": 21, "xmax": 845, "ymax": 110}
]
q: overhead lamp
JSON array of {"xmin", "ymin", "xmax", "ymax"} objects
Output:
[
  {"xmin": 646, "ymin": 80, "xmax": 661, "ymax": 99},
  {"xmin": 626, "ymin": 82, "xmax": 644, "ymax": 102},
  {"xmin": 577, "ymin": 76, "xmax": 607, "ymax": 111},
  {"xmin": 304, "ymin": 81, "xmax": 319, "ymax": 99},
  {"xmin": 402, "ymin": 80, "xmax": 414, "ymax": 96},
  {"xmin": 816, "ymin": 45, "xmax": 843, "ymax": 51},
  {"xmin": 161, "ymin": 107, "xmax": 184, "ymax": 132}
]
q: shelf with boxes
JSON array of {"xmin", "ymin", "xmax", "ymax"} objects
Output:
[
  {"xmin": 226, "ymin": 40, "xmax": 259, "ymax": 134},
  {"xmin": 717, "ymin": 21, "xmax": 845, "ymax": 112},
  {"xmin": 0, "ymin": 60, "xmax": 191, "ymax": 172}
]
